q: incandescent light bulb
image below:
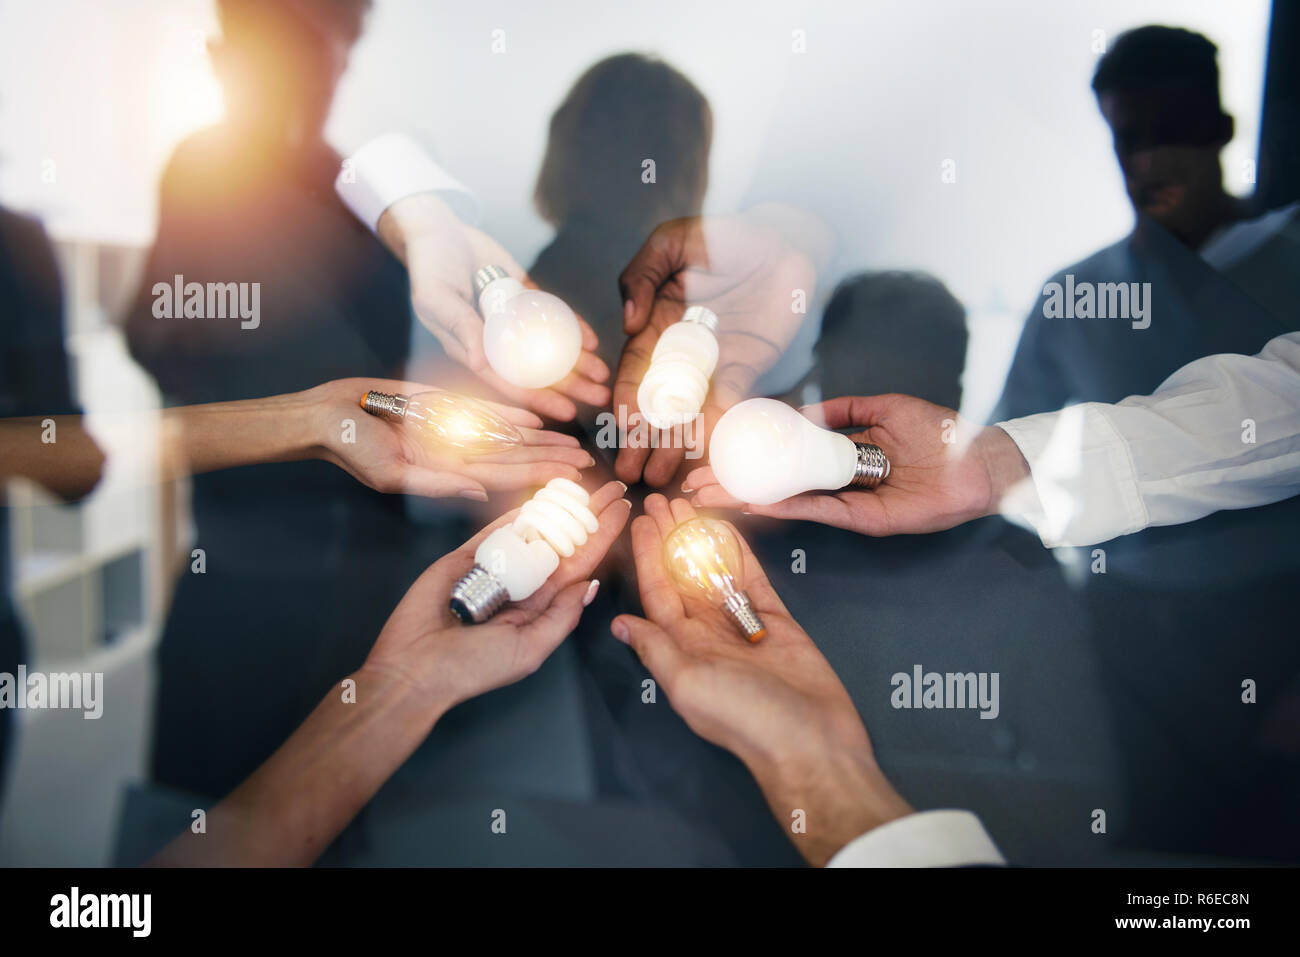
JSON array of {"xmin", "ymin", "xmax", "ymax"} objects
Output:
[
  {"xmin": 663, "ymin": 517, "xmax": 765, "ymax": 642},
  {"xmin": 474, "ymin": 265, "xmax": 583, "ymax": 389},
  {"xmin": 709, "ymin": 398, "xmax": 889, "ymax": 505},
  {"xmin": 361, "ymin": 389, "xmax": 523, "ymax": 454}
]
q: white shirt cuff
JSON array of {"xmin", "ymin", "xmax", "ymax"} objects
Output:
[
  {"xmin": 335, "ymin": 133, "xmax": 479, "ymax": 232},
  {"xmin": 826, "ymin": 810, "xmax": 1004, "ymax": 868},
  {"xmin": 996, "ymin": 404, "xmax": 1148, "ymax": 548}
]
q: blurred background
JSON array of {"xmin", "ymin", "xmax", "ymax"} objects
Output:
[{"xmin": 0, "ymin": 0, "xmax": 1286, "ymax": 865}]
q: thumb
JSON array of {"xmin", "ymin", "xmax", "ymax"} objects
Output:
[
  {"xmin": 800, "ymin": 394, "xmax": 896, "ymax": 431},
  {"xmin": 519, "ymin": 578, "xmax": 594, "ymax": 658},
  {"xmin": 611, "ymin": 614, "xmax": 686, "ymax": 688}
]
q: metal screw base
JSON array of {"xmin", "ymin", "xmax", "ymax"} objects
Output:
[
  {"xmin": 681, "ymin": 305, "xmax": 719, "ymax": 335},
  {"xmin": 361, "ymin": 390, "xmax": 408, "ymax": 420},
  {"xmin": 449, "ymin": 565, "xmax": 511, "ymax": 624},
  {"xmin": 723, "ymin": 591, "xmax": 766, "ymax": 643},
  {"xmin": 472, "ymin": 265, "xmax": 510, "ymax": 308},
  {"xmin": 847, "ymin": 443, "xmax": 890, "ymax": 490}
]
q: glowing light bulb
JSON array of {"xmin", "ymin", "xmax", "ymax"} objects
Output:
[
  {"xmin": 663, "ymin": 517, "xmax": 765, "ymax": 642},
  {"xmin": 473, "ymin": 265, "xmax": 583, "ymax": 389},
  {"xmin": 709, "ymin": 398, "xmax": 890, "ymax": 505},
  {"xmin": 450, "ymin": 478, "xmax": 599, "ymax": 623},
  {"xmin": 637, "ymin": 306, "xmax": 719, "ymax": 429},
  {"xmin": 360, "ymin": 389, "xmax": 522, "ymax": 454}
]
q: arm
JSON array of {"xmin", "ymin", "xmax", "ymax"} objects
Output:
[
  {"xmin": 610, "ymin": 493, "xmax": 1003, "ymax": 867},
  {"xmin": 3, "ymin": 378, "xmax": 594, "ymax": 501},
  {"xmin": 998, "ymin": 331, "xmax": 1300, "ymax": 547},
  {"xmin": 336, "ymin": 135, "xmax": 610, "ymax": 420},
  {"xmin": 685, "ymin": 332, "xmax": 1300, "ymax": 547},
  {"xmin": 150, "ymin": 480, "xmax": 632, "ymax": 866}
]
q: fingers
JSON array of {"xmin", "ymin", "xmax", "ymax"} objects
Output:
[
  {"xmin": 618, "ymin": 227, "xmax": 673, "ymax": 335},
  {"xmin": 611, "ymin": 614, "xmax": 687, "ymax": 688},
  {"xmin": 477, "ymin": 368, "xmax": 579, "ymax": 422},
  {"xmin": 392, "ymin": 466, "xmax": 489, "ymax": 501},
  {"xmin": 549, "ymin": 363, "xmax": 612, "ymax": 408},
  {"xmin": 517, "ymin": 426, "xmax": 581, "ymax": 448},
  {"xmin": 455, "ymin": 460, "xmax": 584, "ymax": 490},
  {"xmin": 477, "ymin": 398, "xmax": 544, "ymax": 430},
  {"xmin": 626, "ymin": 512, "xmax": 685, "ymax": 623},
  {"xmin": 415, "ymin": 287, "xmax": 487, "ymax": 372},
  {"xmin": 470, "ymin": 444, "xmax": 594, "ymax": 469},
  {"xmin": 642, "ymin": 492, "xmax": 679, "ymax": 540},
  {"xmin": 800, "ymin": 394, "xmax": 895, "ymax": 431},
  {"xmin": 642, "ymin": 443, "xmax": 686, "ymax": 488},
  {"xmin": 521, "ymin": 483, "xmax": 631, "ymax": 607},
  {"xmin": 577, "ymin": 318, "xmax": 601, "ymax": 357},
  {"xmin": 518, "ymin": 578, "xmax": 595, "ymax": 660},
  {"xmin": 573, "ymin": 347, "xmax": 610, "ymax": 385}
]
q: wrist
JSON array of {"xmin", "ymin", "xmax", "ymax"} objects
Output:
[
  {"xmin": 351, "ymin": 661, "xmax": 454, "ymax": 732},
  {"xmin": 377, "ymin": 192, "xmax": 459, "ymax": 260},
  {"xmin": 748, "ymin": 736, "xmax": 913, "ymax": 867},
  {"xmin": 974, "ymin": 424, "xmax": 1032, "ymax": 517}
]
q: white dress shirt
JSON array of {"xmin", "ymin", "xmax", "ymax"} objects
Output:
[
  {"xmin": 998, "ymin": 331, "xmax": 1300, "ymax": 548},
  {"xmin": 827, "ymin": 810, "xmax": 1005, "ymax": 867},
  {"xmin": 335, "ymin": 133, "xmax": 478, "ymax": 231}
]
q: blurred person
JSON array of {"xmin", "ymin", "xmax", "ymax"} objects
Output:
[
  {"xmin": 151, "ymin": 480, "xmax": 631, "ymax": 866},
  {"xmin": 119, "ymin": 0, "xmax": 463, "ymax": 799},
  {"xmin": 632, "ymin": 272, "xmax": 1117, "ymax": 864},
  {"xmin": 0, "ymin": 205, "xmax": 104, "ymax": 813},
  {"xmin": 988, "ymin": 24, "xmax": 1300, "ymax": 857},
  {"xmin": 786, "ymin": 270, "xmax": 968, "ymax": 410},
  {"xmin": 529, "ymin": 54, "xmax": 713, "ymax": 377}
]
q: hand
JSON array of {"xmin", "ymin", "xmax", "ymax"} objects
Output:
[
  {"xmin": 306, "ymin": 377, "xmax": 596, "ymax": 500},
  {"xmin": 379, "ymin": 193, "xmax": 610, "ymax": 421},
  {"xmin": 611, "ymin": 494, "xmax": 912, "ymax": 865},
  {"xmin": 684, "ymin": 393, "xmax": 1033, "ymax": 536},
  {"xmin": 362, "ymin": 480, "xmax": 631, "ymax": 710},
  {"xmin": 612, "ymin": 210, "xmax": 819, "ymax": 486}
]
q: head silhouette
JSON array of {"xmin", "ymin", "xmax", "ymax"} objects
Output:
[
  {"xmin": 1092, "ymin": 25, "xmax": 1236, "ymax": 246},
  {"xmin": 535, "ymin": 54, "xmax": 712, "ymax": 236},
  {"xmin": 811, "ymin": 271, "xmax": 968, "ymax": 410},
  {"xmin": 209, "ymin": 0, "xmax": 369, "ymax": 146}
]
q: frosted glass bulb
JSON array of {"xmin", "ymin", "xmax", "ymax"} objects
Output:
[
  {"xmin": 473, "ymin": 266, "xmax": 583, "ymax": 389},
  {"xmin": 449, "ymin": 478, "xmax": 599, "ymax": 623},
  {"xmin": 637, "ymin": 306, "xmax": 720, "ymax": 429},
  {"xmin": 663, "ymin": 517, "xmax": 765, "ymax": 642},
  {"xmin": 709, "ymin": 398, "xmax": 890, "ymax": 506},
  {"xmin": 361, "ymin": 389, "xmax": 522, "ymax": 454}
]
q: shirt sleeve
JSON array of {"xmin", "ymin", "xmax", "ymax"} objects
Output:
[
  {"xmin": 334, "ymin": 133, "xmax": 479, "ymax": 232},
  {"xmin": 996, "ymin": 331, "xmax": 1300, "ymax": 548},
  {"xmin": 826, "ymin": 810, "xmax": 1005, "ymax": 867}
]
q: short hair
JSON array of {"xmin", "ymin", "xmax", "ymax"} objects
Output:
[
  {"xmin": 814, "ymin": 271, "xmax": 968, "ymax": 409},
  {"xmin": 1092, "ymin": 25, "xmax": 1221, "ymax": 111},
  {"xmin": 534, "ymin": 54, "xmax": 712, "ymax": 231}
]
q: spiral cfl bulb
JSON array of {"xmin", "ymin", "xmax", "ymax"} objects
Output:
[
  {"xmin": 450, "ymin": 478, "xmax": 599, "ymax": 623},
  {"xmin": 663, "ymin": 518, "xmax": 765, "ymax": 642},
  {"xmin": 709, "ymin": 398, "xmax": 890, "ymax": 506},
  {"xmin": 636, "ymin": 306, "xmax": 720, "ymax": 430},
  {"xmin": 361, "ymin": 389, "xmax": 522, "ymax": 454},
  {"xmin": 473, "ymin": 265, "xmax": 583, "ymax": 389}
]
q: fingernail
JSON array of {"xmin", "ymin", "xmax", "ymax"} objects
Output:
[
  {"xmin": 620, "ymin": 498, "xmax": 633, "ymax": 509},
  {"xmin": 623, "ymin": 300, "xmax": 634, "ymax": 324},
  {"xmin": 583, "ymin": 455, "xmax": 596, "ymax": 468},
  {"xmin": 460, "ymin": 489, "xmax": 489, "ymax": 501},
  {"xmin": 583, "ymin": 579, "xmax": 600, "ymax": 607},
  {"xmin": 611, "ymin": 619, "xmax": 629, "ymax": 643},
  {"xmin": 681, "ymin": 484, "xmax": 694, "ymax": 493},
  {"xmin": 615, "ymin": 481, "xmax": 628, "ymax": 493}
]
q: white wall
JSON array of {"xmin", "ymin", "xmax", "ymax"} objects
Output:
[{"xmin": 0, "ymin": 0, "xmax": 1273, "ymax": 407}]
